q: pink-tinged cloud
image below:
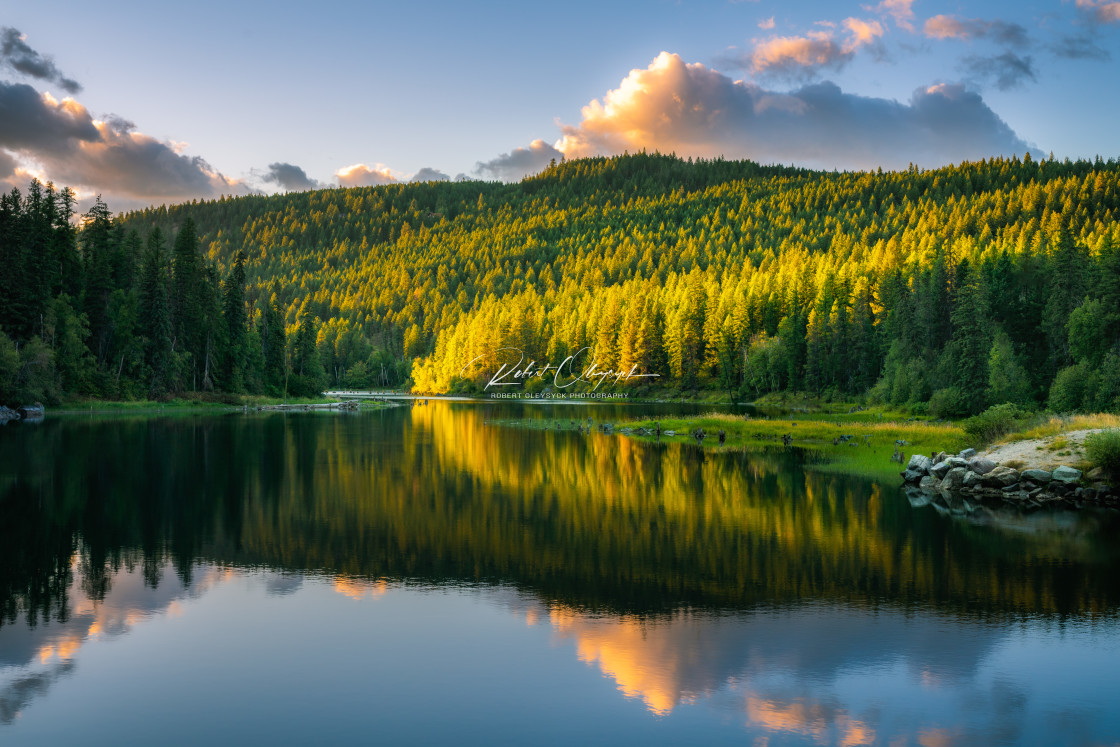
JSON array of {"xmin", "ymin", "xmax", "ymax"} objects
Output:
[
  {"xmin": 550, "ymin": 52, "xmax": 1032, "ymax": 171},
  {"xmin": 334, "ymin": 163, "xmax": 399, "ymax": 187},
  {"xmin": 1076, "ymin": 0, "xmax": 1120, "ymax": 22},
  {"xmin": 866, "ymin": 0, "xmax": 915, "ymax": 31},
  {"xmin": 744, "ymin": 17, "xmax": 883, "ymax": 78},
  {"xmin": 922, "ymin": 15, "xmax": 1030, "ymax": 46},
  {"xmin": 758, "ymin": 17, "xmax": 775, "ymax": 30}
]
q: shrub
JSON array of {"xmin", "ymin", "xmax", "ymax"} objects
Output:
[
  {"xmin": 929, "ymin": 387, "xmax": 968, "ymax": 418},
  {"xmin": 1048, "ymin": 362, "xmax": 1090, "ymax": 412},
  {"xmin": 1085, "ymin": 429, "xmax": 1120, "ymax": 480},
  {"xmin": 964, "ymin": 403, "xmax": 1027, "ymax": 445}
]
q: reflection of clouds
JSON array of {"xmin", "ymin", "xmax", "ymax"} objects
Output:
[
  {"xmin": 0, "ymin": 558, "xmax": 236, "ymax": 726},
  {"xmin": 265, "ymin": 574, "xmax": 304, "ymax": 597},
  {"xmin": 537, "ymin": 599, "xmax": 1050, "ymax": 744},
  {"xmin": 332, "ymin": 577, "xmax": 389, "ymax": 601},
  {"xmin": 0, "ymin": 659, "xmax": 74, "ymax": 725}
]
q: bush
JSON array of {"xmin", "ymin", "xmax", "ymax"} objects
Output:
[
  {"xmin": 929, "ymin": 387, "xmax": 968, "ymax": 418},
  {"xmin": 1049, "ymin": 362, "xmax": 1090, "ymax": 412},
  {"xmin": 964, "ymin": 403, "xmax": 1028, "ymax": 445},
  {"xmin": 1085, "ymin": 429, "xmax": 1120, "ymax": 480}
]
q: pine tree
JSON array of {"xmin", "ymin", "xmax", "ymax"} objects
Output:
[{"xmin": 139, "ymin": 228, "xmax": 173, "ymax": 396}]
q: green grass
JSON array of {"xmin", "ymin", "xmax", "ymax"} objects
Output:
[
  {"xmin": 53, "ymin": 393, "xmax": 380, "ymax": 415},
  {"xmin": 1085, "ymin": 429, "xmax": 1120, "ymax": 479},
  {"xmin": 494, "ymin": 411, "xmax": 965, "ymax": 482}
]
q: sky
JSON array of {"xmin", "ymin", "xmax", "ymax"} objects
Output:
[{"xmin": 1, "ymin": 0, "xmax": 1118, "ymax": 210}]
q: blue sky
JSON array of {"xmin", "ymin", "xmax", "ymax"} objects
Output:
[{"xmin": 2, "ymin": 0, "xmax": 1117, "ymax": 208}]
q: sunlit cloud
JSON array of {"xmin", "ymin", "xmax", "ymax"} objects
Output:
[
  {"xmin": 335, "ymin": 162, "xmax": 399, "ymax": 187},
  {"xmin": 758, "ymin": 16, "xmax": 775, "ymax": 30},
  {"xmin": 1076, "ymin": 0, "xmax": 1120, "ymax": 23},
  {"xmin": 0, "ymin": 81, "xmax": 251, "ymax": 207},
  {"xmin": 550, "ymin": 52, "xmax": 1032, "ymax": 171},
  {"xmin": 734, "ymin": 17, "xmax": 884, "ymax": 80}
]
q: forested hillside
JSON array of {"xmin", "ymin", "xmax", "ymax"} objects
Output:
[{"xmin": 2, "ymin": 152, "xmax": 1119, "ymax": 414}]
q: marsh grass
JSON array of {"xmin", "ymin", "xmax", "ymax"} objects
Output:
[
  {"xmin": 998, "ymin": 414, "xmax": 1120, "ymax": 443},
  {"xmin": 495, "ymin": 411, "xmax": 965, "ymax": 482}
]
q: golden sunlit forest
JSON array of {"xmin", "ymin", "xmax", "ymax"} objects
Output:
[{"xmin": 3, "ymin": 152, "xmax": 1119, "ymax": 414}]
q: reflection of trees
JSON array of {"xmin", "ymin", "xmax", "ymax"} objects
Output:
[{"xmin": 2, "ymin": 405, "xmax": 1120, "ymax": 629}]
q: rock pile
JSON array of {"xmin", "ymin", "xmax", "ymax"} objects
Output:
[{"xmin": 901, "ymin": 449, "xmax": 1117, "ymax": 510}]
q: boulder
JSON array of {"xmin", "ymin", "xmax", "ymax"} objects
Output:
[
  {"xmin": 958, "ymin": 448, "xmax": 977, "ymax": 459},
  {"xmin": 903, "ymin": 454, "xmax": 932, "ymax": 482},
  {"xmin": 1021, "ymin": 469, "xmax": 1052, "ymax": 483},
  {"xmin": 0, "ymin": 406, "xmax": 19, "ymax": 423},
  {"xmin": 946, "ymin": 456, "xmax": 970, "ymax": 469},
  {"xmin": 1052, "ymin": 466, "xmax": 1082, "ymax": 485},
  {"xmin": 967, "ymin": 457, "xmax": 997, "ymax": 475},
  {"xmin": 1087, "ymin": 467, "xmax": 1105, "ymax": 481},
  {"xmin": 906, "ymin": 454, "xmax": 932, "ymax": 473},
  {"xmin": 933, "ymin": 451, "xmax": 949, "ymax": 465},
  {"xmin": 929, "ymin": 461, "xmax": 952, "ymax": 480},
  {"xmin": 938, "ymin": 467, "xmax": 968, "ymax": 491},
  {"xmin": 919, "ymin": 475, "xmax": 940, "ymax": 492},
  {"xmin": 962, "ymin": 470, "xmax": 984, "ymax": 488},
  {"xmin": 982, "ymin": 465, "xmax": 1019, "ymax": 488}
]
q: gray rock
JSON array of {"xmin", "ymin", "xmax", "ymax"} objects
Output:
[
  {"xmin": 967, "ymin": 457, "xmax": 997, "ymax": 475},
  {"xmin": 933, "ymin": 451, "xmax": 948, "ymax": 465},
  {"xmin": 929, "ymin": 461, "xmax": 952, "ymax": 480},
  {"xmin": 919, "ymin": 475, "xmax": 940, "ymax": 492},
  {"xmin": 903, "ymin": 469, "xmax": 925, "ymax": 483},
  {"xmin": 962, "ymin": 470, "xmax": 984, "ymax": 488},
  {"xmin": 958, "ymin": 448, "xmax": 977, "ymax": 459},
  {"xmin": 1086, "ymin": 467, "xmax": 1105, "ymax": 481},
  {"xmin": 1052, "ymin": 466, "xmax": 1082, "ymax": 484},
  {"xmin": 1021, "ymin": 469, "xmax": 1052, "ymax": 483},
  {"xmin": 939, "ymin": 467, "xmax": 968, "ymax": 491},
  {"xmin": 946, "ymin": 456, "xmax": 970, "ymax": 469},
  {"xmin": 982, "ymin": 465, "xmax": 1020, "ymax": 488},
  {"xmin": 906, "ymin": 454, "xmax": 932, "ymax": 474}
]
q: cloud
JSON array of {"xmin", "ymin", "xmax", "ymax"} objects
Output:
[
  {"xmin": 474, "ymin": 139, "xmax": 563, "ymax": 181},
  {"xmin": 261, "ymin": 161, "xmax": 321, "ymax": 191},
  {"xmin": 1, "ymin": 27, "xmax": 81, "ymax": 94},
  {"xmin": 737, "ymin": 17, "xmax": 884, "ymax": 80},
  {"xmin": 335, "ymin": 162, "xmax": 399, "ymax": 187},
  {"xmin": 962, "ymin": 52, "xmax": 1037, "ymax": 90},
  {"xmin": 1050, "ymin": 34, "xmax": 1111, "ymax": 60},
  {"xmin": 0, "ymin": 81, "xmax": 249, "ymax": 205},
  {"xmin": 0, "ymin": 82, "xmax": 99, "ymax": 150},
  {"xmin": 1076, "ymin": 0, "xmax": 1120, "ymax": 23},
  {"xmin": 758, "ymin": 17, "xmax": 775, "ymax": 30},
  {"xmin": 922, "ymin": 16, "xmax": 1030, "ymax": 47},
  {"xmin": 866, "ymin": 0, "xmax": 915, "ymax": 31},
  {"xmin": 551, "ymin": 52, "xmax": 1032, "ymax": 171},
  {"xmin": 410, "ymin": 167, "xmax": 450, "ymax": 182}
]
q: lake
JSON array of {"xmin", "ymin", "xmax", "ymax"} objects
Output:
[{"xmin": 2, "ymin": 401, "xmax": 1120, "ymax": 745}]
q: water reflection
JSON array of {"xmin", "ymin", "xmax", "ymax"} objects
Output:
[{"xmin": 1, "ymin": 403, "xmax": 1119, "ymax": 743}]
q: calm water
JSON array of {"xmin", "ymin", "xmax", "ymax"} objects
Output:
[{"xmin": 2, "ymin": 402, "xmax": 1120, "ymax": 746}]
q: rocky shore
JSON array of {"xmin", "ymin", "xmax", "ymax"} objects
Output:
[{"xmin": 901, "ymin": 448, "xmax": 1117, "ymax": 511}]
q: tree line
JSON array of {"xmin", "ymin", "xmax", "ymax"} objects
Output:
[
  {"xmin": 3, "ymin": 151, "xmax": 1120, "ymax": 413},
  {"xmin": 0, "ymin": 185, "xmax": 374, "ymax": 404}
]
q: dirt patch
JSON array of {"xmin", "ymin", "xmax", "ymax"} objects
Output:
[{"xmin": 979, "ymin": 428, "xmax": 1106, "ymax": 468}]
